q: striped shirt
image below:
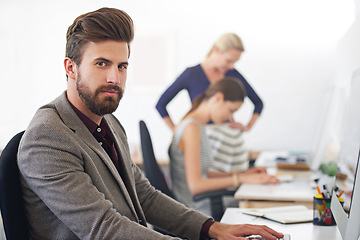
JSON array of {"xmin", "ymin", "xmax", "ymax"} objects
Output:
[{"xmin": 205, "ymin": 123, "xmax": 249, "ymax": 172}]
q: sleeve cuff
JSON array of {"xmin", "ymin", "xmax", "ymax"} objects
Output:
[{"xmin": 200, "ymin": 218, "xmax": 215, "ymax": 240}]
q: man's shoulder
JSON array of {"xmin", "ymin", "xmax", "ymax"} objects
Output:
[
  {"xmin": 31, "ymin": 93, "xmax": 66, "ymax": 121},
  {"xmin": 25, "ymin": 92, "xmax": 76, "ymax": 135}
]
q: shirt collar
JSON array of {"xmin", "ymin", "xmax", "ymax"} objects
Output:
[
  {"xmin": 69, "ymin": 102, "xmax": 99, "ymax": 134},
  {"xmin": 68, "ymin": 100, "xmax": 115, "ymax": 142}
]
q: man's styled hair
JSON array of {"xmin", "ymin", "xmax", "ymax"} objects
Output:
[{"xmin": 66, "ymin": 7, "xmax": 134, "ymax": 66}]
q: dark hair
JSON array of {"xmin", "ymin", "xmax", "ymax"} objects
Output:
[
  {"xmin": 185, "ymin": 77, "xmax": 247, "ymax": 117},
  {"xmin": 66, "ymin": 7, "xmax": 134, "ymax": 66}
]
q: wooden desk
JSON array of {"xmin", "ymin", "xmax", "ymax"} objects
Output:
[{"xmin": 221, "ymin": 208, "xmax": 342, "ymax": 240}]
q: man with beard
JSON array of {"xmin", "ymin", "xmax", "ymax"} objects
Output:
[{"xmin": 17, "ymin": 7, "xmax": 283, "ymax": 240}]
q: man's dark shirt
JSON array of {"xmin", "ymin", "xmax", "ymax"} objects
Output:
[{"xmin": 69, "ymin": 102, "xmax": 214, "ymax": 238}]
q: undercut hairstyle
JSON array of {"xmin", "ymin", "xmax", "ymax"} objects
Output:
[
  {"xmin": 185, "ymin": 77, "xmax": 247, "ymax": 117},
  {"xmin": 66, "ymin": 7, "xmax": 134, "ymax": 66}
]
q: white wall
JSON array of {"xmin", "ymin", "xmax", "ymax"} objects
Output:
[{"xmin": 0, "ymin": 0, "xmax": 356, "ymax": 161}]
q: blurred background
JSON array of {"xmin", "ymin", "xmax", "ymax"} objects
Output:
[{"xmin": 0, "ymin": 0, "xmax": 359, "ymax": 167}]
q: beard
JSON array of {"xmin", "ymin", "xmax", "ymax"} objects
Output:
[{"xmin": 76, "ymin": 75, "xmax": 123, "ymax": 116}]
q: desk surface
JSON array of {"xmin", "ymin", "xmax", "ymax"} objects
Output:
[
  {"xmin": 235, "ymin": 177, "xmax": 315, "ymax": 202},
  {"xmin": 221, "ymin": 208, "xmax": 342, "ymax": 240},
  {"xmin": 235, "ymin": 150, "xmax": 320, "ymax": 208}
]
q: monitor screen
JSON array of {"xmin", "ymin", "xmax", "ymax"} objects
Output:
[
  {"xmin": 338, "ymin": 67, "xmax": 360, "ymax": 175},
  {"xmin": 331, "ymin": 67, "xmax": 360, "ymax": 239},
  {"xmin": 331, "ymin": 148, "xmax": 360, "ymax": 239},
  {"xmin": 337, "ymin": 67, "xmax": 360, "ymax": 212}
]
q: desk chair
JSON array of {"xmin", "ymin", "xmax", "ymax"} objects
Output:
[
  {"xmin": 139, "ymin": 120, "xmax": 235, "ymax": 221},
  {"xmin": 0, "ymin": 131, "xmax": 29, "ymax": 240}
]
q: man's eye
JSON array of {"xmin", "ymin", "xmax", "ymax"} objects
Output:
[
  {"xmin": 96, "ymin": 62, "xmax": 106, "ymax": 67},
  {"xmin": 119, "ymin": 64, "xmax": 128, "ymax": 70}
]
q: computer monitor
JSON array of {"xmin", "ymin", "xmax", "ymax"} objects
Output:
[
  {"xmin": 331, "ymin": 148, "xmax": 360, "ymax": 239},
  {"xmin": 331, "ymin": 68, "xmax": 360, "ymax": 240}
]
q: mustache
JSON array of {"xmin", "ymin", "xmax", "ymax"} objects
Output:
[{"xmin": 95, "ymin": 85, "xmax": 123, "ymax": 96}]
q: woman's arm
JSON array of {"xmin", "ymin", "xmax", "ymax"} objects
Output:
[
  {"xmin": 206, "ymin": 166, "xmax": 266, "ymax": 178},
  {"xmin": 229, "ymin": 113, "xmax": 260, "ymax": 131},
  {"xmin": 180, "ymin": 122, "xmax": 279, "ymax": 195},
  {"xmin": 228, "ymin": 70, "xmax": 263, "ymax": 114},
  {"xmin": 206, "ymin": 168, "xmax": 279, "ymax": 184},
  {"xmin": 181, "ymin": 122, "xmax": 236, "ymax": 195},
  {"xmin": 227, "ymin": 70, "xmax": 263, "ymax": 131},
  {"xmin": 156, "ymin": 70, "xmax": 192, "ymax": 131},
  {"xmin": 163, "ymin": 116, "xmax": 176, "ymax": 132}
]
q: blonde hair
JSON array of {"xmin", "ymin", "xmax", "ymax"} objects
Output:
[{"xmin": 206, "ymin": 33, "xmax": 244, "ymax": 58}]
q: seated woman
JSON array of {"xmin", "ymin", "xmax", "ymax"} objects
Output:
[{"xmin": 169, "ymin": 77, "xmax": 279, "ymax": 216}]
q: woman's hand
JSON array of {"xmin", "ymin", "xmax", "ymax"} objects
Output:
[
  {"xmin": 244, "ymin": 166, "xmax": 267, "ymax": 174},
  {"xmin": 229, "ymin": 121, "xmax": 250, "ymax": 131},
  {"xmin": 238, "ymin": 173, "xmax": 280, "ymax": 184}
]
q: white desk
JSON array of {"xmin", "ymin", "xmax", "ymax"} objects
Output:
[
  {"xmin": 221, "ymin": 208, "xmax": 342, "ymax": 240},
  {"xmin": 235, "ymin": 177, "xmax": 315, "ymax": 209},
  {"xmin": 236, "ymin": 150, "xmax": 319, "ymax": 209}
]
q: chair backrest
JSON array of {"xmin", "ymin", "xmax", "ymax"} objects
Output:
[
  {"xmin": 0, "ymin": 131, "xmax": 29, "ymax": 240},
  {"xmin": 139, "ymin": 121, "xmax": 175, "ymax": 199}
]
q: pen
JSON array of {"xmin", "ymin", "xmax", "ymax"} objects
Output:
[
  {"xmin": 338, "ymin": 190, "xmax": 345, "ymax": 198},
  {"xmin": 316, "ymin": 186, "xmax": 323, "ymax": 196},
  {"xmin": 323, "ymin": 184, "xmax": 330, "ymax": 198},
  {"xmin": 316, "ymin": 185, "xmax": 327, "ymax": 208}
]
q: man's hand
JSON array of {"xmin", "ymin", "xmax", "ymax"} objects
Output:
[{"xmin": 208, "ymin": 222, "xmax": 284, "ymax": 240}]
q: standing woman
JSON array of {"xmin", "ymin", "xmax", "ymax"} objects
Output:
[
  {"xmin": 156, "ymin": 33, "xmax": 263, "ymax": 132},
  {"xmin": 169, "ymin": 77, "xmax": 278, "ymax": 216}
]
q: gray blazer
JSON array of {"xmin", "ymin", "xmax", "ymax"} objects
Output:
[{"xmin": 18, "ymin": 92, "xmax": 209, "ymax": 240}]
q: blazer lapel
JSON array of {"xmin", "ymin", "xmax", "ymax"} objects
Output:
[
  {"xmin": 54, "ymin": 92, "xmax": 140, "ymax": 222},
  {"xmin": 104, "ymin": 116, "xmax": 147, "ymax": 225},
  {"xmin": 85, "ymin": 139, "xmax": 141, "ymax": 222}
]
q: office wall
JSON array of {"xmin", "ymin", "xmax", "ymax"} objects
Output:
[{"xmin": 0, "ymin": 0, "xmax": 356, "ymax": 161}]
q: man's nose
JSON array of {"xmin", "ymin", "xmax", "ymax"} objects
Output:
[{"xmin": 107, "ymin": 67, "xmax": 121, "ymax": 84}]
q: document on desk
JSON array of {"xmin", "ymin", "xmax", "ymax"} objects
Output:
[{"xmin": 242, "ymin": 205, "xmax": 313, "ymax": 224}]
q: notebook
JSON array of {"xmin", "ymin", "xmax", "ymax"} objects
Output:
[{"xmin": 242, "ymin": 205, "xmax": 313, "ymax": 224}]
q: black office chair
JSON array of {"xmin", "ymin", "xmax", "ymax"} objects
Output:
[
  {"xmin": 139, "ymin": 120, "xmax": 235, "ymax": 221},
  {"xmin": 139, "ymin": 121, "xmax": 175, "ymax": 199},
  {"xmin": 0, "ymin": 131, "xmax": 29, "ymax": 240}
]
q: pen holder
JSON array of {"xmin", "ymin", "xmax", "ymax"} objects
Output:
[{"xmin": 313, "ymin": 194, "xmax": 344, "ymax": 226}]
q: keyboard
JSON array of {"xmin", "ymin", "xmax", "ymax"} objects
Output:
[{"xmin": 248, "ymin": 233, "xmax": 290, "ymax": 240}]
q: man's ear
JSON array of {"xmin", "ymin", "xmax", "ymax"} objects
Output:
[{"xmin": 64, "ymin": 57, "xmax": 77, "ymax": 80}]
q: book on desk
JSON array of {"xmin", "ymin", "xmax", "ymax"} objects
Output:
[{"xmin": 242, "ymin": 205, "xmax": 313, "ymax": 224}]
